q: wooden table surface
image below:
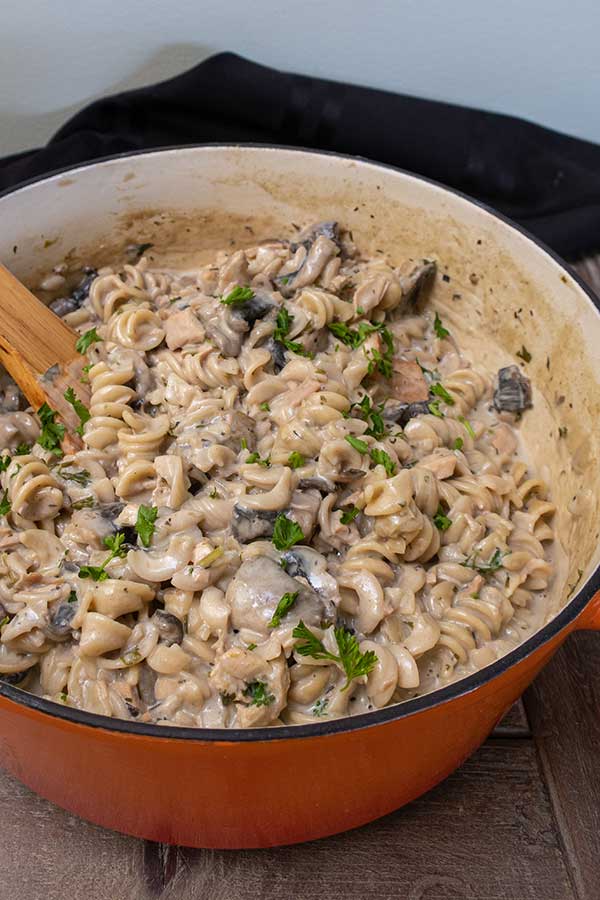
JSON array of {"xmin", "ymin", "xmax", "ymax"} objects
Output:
[{"xmin": 3, "ymin": 257, "xmax": 600, "ymax": 900}]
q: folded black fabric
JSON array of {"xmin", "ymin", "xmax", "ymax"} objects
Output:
[{"xmin": 1, "ymin": 52, "xmax": 599, "ymax": 258}]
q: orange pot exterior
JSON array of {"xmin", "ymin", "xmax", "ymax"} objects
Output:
[{"xmin": 0, "ymin": 624, "xmax": 581, "ymax": 849}]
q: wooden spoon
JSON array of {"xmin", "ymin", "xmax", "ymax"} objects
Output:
[{"xmin": 0, "ymin": 262, "xmax": 91, "ymax": 447}]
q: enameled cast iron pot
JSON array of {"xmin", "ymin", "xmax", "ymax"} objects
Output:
[{"xmin": 0, "ymin": 146, "xmax": 599, "ymax": 849}]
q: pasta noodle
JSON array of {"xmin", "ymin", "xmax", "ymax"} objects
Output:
[{"xmin": 0, "ymin": 222, "xmax": 557, "ymax": 729}]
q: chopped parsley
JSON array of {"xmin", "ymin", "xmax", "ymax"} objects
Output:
[
  {"xmin": 465, "ymin": 548, "xmax": 506, "ymax": 574},
  {"xmin": 244, "ymin": 681, "xmax": 275, "ymax": 707},
  {"xmin": 198, "ymin": 546, "xmax": 224, "ymax": 568},
  {"xmin": 287, "ymin": 451, "xmax": 305, "ymax": 469},
  {"xmin": 259, "ymin": 401, "xmax": 270, "ymax": 412},
  {"xmin": 273, "ymin": 306, "xmax": 314, "ymax": 358},
  {"xmin": 64, "ymin": 387, "xmax": 90, "ymax": 436},
  {"xmin": 0, "ymin": 490, "xmax": 10, "ymax": 516},
  {"xmin": 366, "ymin": 326, "xmax": 394, "ymax": 379},
  {"xmin": 78, "ymin": 531, "xmax": 127, "ymax": 581},
  {"xmin": 135, "ymin": 504, "xmax": 158, "ymax": 548},
  {"xmin": 272, "ymin": 513, "xmax": 304, "ymax": 551},
  {"xmin": 245, "ymin": 451, "xmax": 271, "ymax": 467},
  {"xmin": 15, "ymin": 443, "xmax": 30, "ymax": 456},
  {"xmin": 433, "ymin": 505, "xmax": 452, "ymax": 531},
  {"xmin": 370, "ymin": 447, "xmax": 397, "ymax": 476},
  {"xmin": 312, "ymin": 697, "xmax": 329, "ymax": 717},
  {"xmin": 453, "ymin": 437, "xmax": 464, "ymax": 451},
  {"xmin": 75, "ymin": 327, "xmax": 102, "ymax": 354},
  {"xmin": 0, "ymin": 456, "xmax": 10, "ymax": 472},
  {"xmin": 56, "ymin": 465, "xmax": 91, "ymax": 486},
  {"xmin": 292, "ymin": 621, "xmax": 378, "ymax": 690},
  {"xmin": 268, "ymin": 591, "xmax": 299, "ymax": 628},
  {"xmin": 68, "ymin": 591, "xmax": 78, "ymax": 603},
  {"xmin": 220, "ymin": 285, "xmax": 255, "ymax": 306},
  {"xmin": 428, "ymin": 400, "xmax": 444, "ymax": 418},
  {"xmin": 36, "ymin": 403, "xmax": 65, "ymax": 457},
  {"xmin": 0, "ymin": 615, "xmax": 9, "ymax": 627},
  {"xmin": 458, "ymin": 415, "xmax": 475, "ymax": 438},
  {"xmin": 433, "ymin": 312, "xmax": 449, "ymax": 339},
  {"xmin": 430, "ymin": 383, "xmax": 455, "ymax": 406},
  {"xmin": 340, "ymin": 505, "xmax": 360, "ymax": 525},
  {"xmin": 516, "ymin": 345, "xmax": 532, "ymax": 363},
  {"xmin": 345, "ymin": 435, "xmax": 369, "ymax": 454},
  {"xmin": 354, "ymin": 394, "xmax": 386, "ymax": 439},
  {"xmin": 327, "ymin": 320, "xmax": 383, "ymax": 349},
  {"xmin": 72, "ymin": 496, "xmax": 95, "ymax": 509}
]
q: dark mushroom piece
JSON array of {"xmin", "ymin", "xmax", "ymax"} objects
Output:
[
  {"xmin": 46, "ymin": 602, "xmax": 76, "ymax": 640},
  {"xmin": 291, "ymin": 221, "xmax": 340, "ymax": 252},
  {"xmin": 383, "ymin": 400, "xmax": 431, "ymax": 427},
  {"xmin": 298, "ymin": 475, "xmax": 336, "ymax": 494},
  {"xmin": 49, "ymin": 267, "xmax": 97, "ymax": 318},
  {"xmin": 275, "ymin": 235, "xmax": 339, "ymax": 297},
  {"xmin": 281, "ymin": 547, "xmax": 339, "ymax": 611},
  {"xmin": 230, "ymin": 292, "xmax": 275, "ymax": 327},
  {"xmin": 231, "ymin": 505, "xmax": 279, "ymax": 543},
  {"xmin": 399, "ymin": 259, "xmax": 437, "ymax": 307},
  {"xmin": 138, "ymin": 665, "xmax": 157, "ymax": 707},
  {"xmin": 493, "ymin": 365, "xmax": 532, "ymax": 412},
  {"xmin": 227, "ymin": 557, "xmax": 334, "ymax": 633},
  {"xmin": 0, "ymin": 667, "xmax": 35, "ymax": 687},
  {"xmin": 152, "ymin": 610, "xmax": 184, "ymax": 646},
  {"xmin": 269, "ymin": 339, "xmax": 288, "ymax": 373}
]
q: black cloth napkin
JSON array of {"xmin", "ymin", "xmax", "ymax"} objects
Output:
[{"xmin": 1, "ymin": 52, "xmax": 599, "ymax": 259}]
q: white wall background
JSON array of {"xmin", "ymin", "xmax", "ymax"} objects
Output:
[{"xmin": 1, "ymin": 0, "xmax": 599, "ymax": 156}]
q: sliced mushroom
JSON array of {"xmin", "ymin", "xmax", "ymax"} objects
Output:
[
  {"xmin": 227, "ymin": 557, "xmax": 331, "ymax": 633},
  {"xmin": 230, "ymin": 291, "xmax": 275, "ymax": 327},
  {"xmin": 275, "ymin": 235, "xmax": 338, "ymax": 297},
  {"xmin": 281, "ymin": 547, "xmax": 339, "ymax": 610},
  {"xmin": 493, "ymin": 365, "xmax": 532, "ymax": 412},
  {"xmin": 291, "ymin": 221, "xmax": 340, "ymax": 251},
  {"xmin": 138, "ymin": 665, "xmax": 157, "ymax": 706},
  {"xmin": 204, "ymin": 307, "xmax": 249, "ymax": 357},
  {"xmin": 398, "ymin": 259, "xmax": 437, "ymax": 307},
  {"xmin": 152, "ymin": 610, "xmax": 184, "ymax": 646},
  {"xmin": 269, "ymin": 339, "xmax": 287, "ymax": 373},
  {"xmin": 49, "ymin": 267, "xmax": 97, "ymax": 317},
  {"xmin": 231, "ymin": 505, "xmax": 278, "ymax": 543},
  {"xmin": 383, "ymin": 400, "xmax": 431, "ymax": 427},
  {"xmin": 46, "ymin": 602, "xmax": 76, "ymax": 640},
  {"xmin": 298, "ymin": 475, "xmax": 336, "ymax": 493},
  {"xmin": 390, "ymin": 360, "xmax": 429, "ymax": 403}
]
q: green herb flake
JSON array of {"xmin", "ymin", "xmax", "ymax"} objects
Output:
[
  {"xmin": 453, "ymin": 437, "xmax": 464, "ymax": 451},
  {"xmin": 433, "ymin": 504, "xmax": 452, "ymax": 531},
  {"xmin": 59, "ymin": 692, "xmax": 68, "ymax": 704},
  {"xmin": 221, "ymin": 285, "xmax": 255, "ymax": 306},
  {"xmin": 135, "ymin": 504, "xmax": 158, "ymax": 548},
  {"xmin": 433, "ymin": 312, "xmax": 449, "ymax": 339},
  {"xmin": 312, "ymin": 697, "xmax": 329, "ymax": 717},
  {"xmin": 292, "ymin": 621, "xmax": 378, "ymax": 690},
  {"xmin": 15, "ymin": 443, "xmax": 30, "ymax": 456},
  {"xmin": 269, "ymin": 591, "xmax": 299, "ymax": 628},
  {"xmin": 0, "ymin": 490, "xmax": 11, "ymax": 517},
  {"xmin": 120, "ymin": 649, "xmax": 142, "ymax": 667},
  {"xmin": 516, "ymin": 345, "xmax": 532, "ymax": 363},
  {"xmin": 327, "ymin": 320, "xmax": 383, "ymax": 350},
  {"xmin": 64, "ymin": 387, "xmax": 90, "ymax": 436},
  {"xmin": 370, "ymin": 447, "xmax": 397, "ymax": 476},
  {"xmin": 247, "ymin": 643, "xmax": 257, "ymax": 651},
  {"xmin": 68, "ymin": 590, "xmax": 78, "ymax": 603},
  {"xmin": 340, "ymin": 505, "xmax": 360, "ymax": 525},
  {"xmin": 36, "ymin": 403, "xmax": 65, "ymax": 457},
  {"xmin": 244, "ymin": 681, "xmax": 275, "ymax": 707},
  {"xmin": 354, "ymin": 394, "xmax": 386, "ymax": 439},
  {"xmin": 0, "ymin": 615, "xmax": 9, "ymax": 627},
  {"xmin": 57, "ymin": 465, "xmax": 91, "ymax": 486},
  {"xmin": 345, "ymin": 434, "xmax": 369, "ymax": 454},
  {"xmin": 75, "ymin": 327, "xmax": 102, "ymax": 354},
  {"xmin": 79, "ymin": 531, "xmax": 127, "ymax": 582},
  {"xmin": 430, "ymin": 382, "xmax": 455, "ymax": 406},
  {"xmin": 259, "ymin": 401, "xmax": 270, "ymax": 412},
  {"xmin": 245, "ymin": 451, "xmax": 271, "ymax": 467},
  {"xmin": 458, "ymin": 415, "xmax": 476, "ymax": 438},
  {"xmin": 558, "ymin": 426, "xmax": 568, "ymax": 438},
  {"xmin": 272, "ymin": 513, "xmax": 304, "ymax": 551},
  {"xmin": 428, "ymin": 400, "xmax": 444, "ymax": 418},
  {"xmin": 465, "ymin": 548, "xmax": 506, "ymax": 574},
  {"xmin": 366, "ymin": 327, "xmax": 394, "ymax": 379},
  {"xmin": 0, "ymin": 456, "xmax": 10, "ymax": 472},
  {"xmin": 287, "ymin": 451, "xmax": 305, "ymax": 469},
  {"xmin": 72, "ymin": 496, "xmax": 95, "ymax": 509}
]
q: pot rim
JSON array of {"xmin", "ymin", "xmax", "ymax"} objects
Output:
[{"xmin": 0, "ymin": 142, "xmax": 598, "ymax": 743}]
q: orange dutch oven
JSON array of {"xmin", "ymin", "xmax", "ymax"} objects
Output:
[{"xmin": 0, "ymin": 146, "xmax": 598, "ymax": 848}]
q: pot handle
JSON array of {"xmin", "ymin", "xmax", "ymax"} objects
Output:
[{"xmin": 573, "ymin": 590, "xmax": 600, "ymax": 630}]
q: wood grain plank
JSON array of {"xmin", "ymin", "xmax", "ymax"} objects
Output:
[
  {"xmin": 492, "ymin": 699, "xmax": 530, "ymax": 737},
  {"xmin": 0, "ymin": 769, "xmax": 145, "ymax": 900},
  {"xmin": 524, "ymin": 635, "xmax": 600, "ymax": 900},
  {"xmin": 151, "ymin": 741, "xmax": 574, "ymax": 900}
]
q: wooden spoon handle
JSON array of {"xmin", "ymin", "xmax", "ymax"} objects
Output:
[{"xmin": 0, "ymin": 262, "xmax": 90, "ymax": 438}]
